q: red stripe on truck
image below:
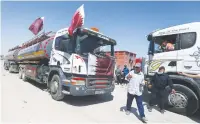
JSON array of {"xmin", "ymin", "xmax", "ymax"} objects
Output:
[
  {"xmin": 72, "ymin": 77, "xmax": 85, "ymax": 81},
  {"xmin": 95, "ymin": 82, "xmax": 107, "ymax": 85}
]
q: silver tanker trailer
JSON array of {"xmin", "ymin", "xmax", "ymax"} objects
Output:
[{"xmin": 4, "ymin": 46, "xmax": 21, "ymax": 72}]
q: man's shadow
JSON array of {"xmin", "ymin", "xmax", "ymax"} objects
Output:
[
  {"xmin": 143, "ymin": 103, "xmax": 161, "ymax": 112},
  {"xmin": 120, "ymin": 106, "xmax": 146, "ymax": 123}
]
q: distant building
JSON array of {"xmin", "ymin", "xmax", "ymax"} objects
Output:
[{"xmin": 106, "ymin": 51, "xmax": 136, "ymax": 70}]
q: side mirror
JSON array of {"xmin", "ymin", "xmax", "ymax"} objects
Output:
[
  {"xmin": 147, "ymin": 34, "xmax": 153, "ymax": 41},
  {"xmin": 66, "ymin": 60, "xmax": 70, "ymax": 64},
  {"xmin": 148, "ymin": 40, "xmax": 154, "ymax": 55},
  {"xmin": 63, "ymin": 56, "xmax": 70, "ymax": 64}
]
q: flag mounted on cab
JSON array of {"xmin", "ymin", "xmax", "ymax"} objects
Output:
[
  {"xmin": 68, "ymin": 4, "xmax": 85, "ymax": 36},
  {"xmin": 29, "ymin": 17, "xmax": 44, "ymax": 35}
]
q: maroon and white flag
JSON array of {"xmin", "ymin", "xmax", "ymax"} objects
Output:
[
  {"xmin": 29, "ymin": 17, "xmax": 44, "ymax": 35},
  {"xmin": 68, "ymin": 4, "xmax": 85, "ymax": 36}
]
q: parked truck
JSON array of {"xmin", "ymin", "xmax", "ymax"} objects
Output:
[
  {"xmin": 4, "ymin": 46, "xmax": 21, "ymax": 72},
  {"xmin": 5, "ymin": 27, "xmax": 116, "ymax": 101},
  {"xmin": 144, "ymin": 22, "xmax": 200, "ymax": 115}
]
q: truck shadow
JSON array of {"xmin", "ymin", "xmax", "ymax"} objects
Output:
[
  {"xmin": 26, "ymin": 79, "xmax": 48, "ymax": 91},
  {"xmin": 62, "ymin": 94, "xmax": 114, "ymax": 106},
  {"xmin": 26, "ymin": 79, "xmax": 114, "ymax": 106},
  {"xmin": 142, "ymin": 87, "xmax": 200, "ymax": 123}
]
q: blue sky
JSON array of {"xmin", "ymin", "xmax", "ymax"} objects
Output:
[{"xmin": 1, "ymin": 1, "xmax": 200, "ymax": 57}]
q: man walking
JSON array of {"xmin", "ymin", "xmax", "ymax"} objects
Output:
[
  {"xmin": 148, "ymin": 66, "xmax": 175, "ymax": 114},
  {"xmin": 122, "ymin": 65, "xmax": 129, "ymax": 85},
  {"xmin": 125, "ymin": 63, "xmax": 147, "ymax": 122},
  {"xmin": 115, "ymin": 65, "xmax": 122, "ymax": 85}
]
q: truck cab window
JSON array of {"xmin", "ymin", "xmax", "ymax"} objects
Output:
[
  {"xmin": 180, "ymin": 32, "xmax": 196, "ymax": 49},
  {"xmin": 153, "ymin": 34, "xmax": 179, "ymax": 53},
  {"xmin": 55, "ymin": 35, "xmax": 73, "ymax": 53}
]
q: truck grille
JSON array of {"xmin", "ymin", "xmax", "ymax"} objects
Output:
[{"xmin": 86, "ymin": 78, "xmax": 112, "ymax": 89}]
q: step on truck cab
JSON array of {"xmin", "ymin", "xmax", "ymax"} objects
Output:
[{"xmin": 145, "ymin": 22, "xmax": 200, "ymax": 116}]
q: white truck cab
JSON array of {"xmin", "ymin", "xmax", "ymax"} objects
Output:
[
  {"xmin": 47, "ymin": 27, "xmax": 116, "ymax": 100},
  {"xmin": 145, "ymin": 22, "xmax": 200, "ymax": 116}
]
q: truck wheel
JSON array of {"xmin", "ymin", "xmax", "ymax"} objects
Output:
[
  {"xmin": 19, "ymin": 69, "xmax": 22, "ymax": 79},
  {"xmin": 22, "ymin": 71, "xmax": 27, "ymax": 82},
  {"xmin": 167, "ymin": 84, "xmax": 199, "ymax": 116},
  {"xmin": 49, "ymin": 75, "xmax": 64, "ymax": 101}
]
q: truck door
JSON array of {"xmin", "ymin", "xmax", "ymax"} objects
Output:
[
  {"xmin": 177, "ymin": 32, "xmax": 200, "ymax": 73},
  {"xmin": 150, "ymin": 34, "xmax": 179, "ymax": 73},
  {"xmin": 50, "ymin": 35, "xmax": 73, "ymax": 73}
]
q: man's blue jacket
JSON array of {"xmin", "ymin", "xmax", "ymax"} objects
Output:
[{"xmin": 123, "ymin": 68, "xmax": 129, "ymax": 76}]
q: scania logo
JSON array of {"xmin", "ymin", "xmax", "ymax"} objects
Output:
[{"xmin": 98, "ymin": 34, "xmax": 109, "ymax": 41}]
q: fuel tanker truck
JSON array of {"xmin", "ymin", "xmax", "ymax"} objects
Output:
[
  {"xmin": 4, "ymin": 5, "xmax": 117, "ymax": 101},
  {"xmin": 5, "ymin": 27, "xmax": 116, "ymax": 101}
]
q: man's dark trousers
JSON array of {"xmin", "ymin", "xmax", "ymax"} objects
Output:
[
  {"xmin": 116, "ymin": 75, "xmax": 122, "ymax": 85},
  {"xmin": 126, "ymin": 92, "xmax": 145, "ymax": 117},
  {"xmin": 149, "ymin": 90, "xmax": 166, "ymax": 110}
]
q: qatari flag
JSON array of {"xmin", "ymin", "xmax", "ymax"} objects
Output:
[
  {"xmin": 68, "ymin": 4, "xmax": 85, "ymax": 36},
  {"xmin": 29, "ymin": 17, "xmax": 44, "ymax": 35}
]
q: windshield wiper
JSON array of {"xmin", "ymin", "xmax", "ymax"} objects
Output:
[{"xmin": 94, "ymin": 51, "xmax": 106, "ymax": 56}]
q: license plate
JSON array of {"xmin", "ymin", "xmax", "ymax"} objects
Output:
[{"xmin": 95, "ymin": 90, "xmax": 105, "ymax": 94}]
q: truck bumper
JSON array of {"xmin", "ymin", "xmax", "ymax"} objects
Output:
[{"xmin": 62, "ymin": 84, "xmax": 115, "ymax": 96}]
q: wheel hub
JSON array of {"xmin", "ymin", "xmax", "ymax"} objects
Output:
[
  {"xmin": 50, "ymin": 81, "xmax": 59, "ymax": 94},
  {"xmin": 168, "ymin": 92, "xmax": 188, "ymax": 108}
]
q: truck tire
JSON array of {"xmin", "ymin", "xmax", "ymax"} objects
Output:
[
  {"xmin": 49, "ymin": 75, "xmax": 65, "ymax": 101},
  {"xmin": 22, "ymin": 71, "xmax": 27, "ymax": 82},
  {"xmin": 167, "ymin": 84, "xmax": 199, "ymax": 116},
  {"xmin": 19, "ymin": 69, "xmax": 22, "ymax": 79}
]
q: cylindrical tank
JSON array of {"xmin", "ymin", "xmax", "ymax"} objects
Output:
[
  {"xmin": 5, "ymin": 49, "xmax": 21, "ymax": 61},
  {"xmin": 17, "ymin": 36, "xmax": 54, "ymax": 61}
]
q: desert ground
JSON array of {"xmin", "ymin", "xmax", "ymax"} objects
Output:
[{"xmin": 1, "ymin": 60, "xmax": 200, "ymax": 123}]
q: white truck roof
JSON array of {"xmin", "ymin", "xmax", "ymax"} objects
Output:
[
  {"xmin": 56, "ymin": 27, "xmax": 116, "ymax": 45},
  {"xmin": 56, "ymin": 27, "xmax": 107, "ymax": 37},
  {"xmin": 151, "ymin": 22, "xmax": 200, "ymax": 37}
]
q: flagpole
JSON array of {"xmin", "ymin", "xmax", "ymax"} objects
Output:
[{"xmin": 43, "ymin": 16, "xmax": 45, "ymax": 34}]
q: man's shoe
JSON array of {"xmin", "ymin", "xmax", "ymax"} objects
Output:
[
  {"xmin": 141, "ymin": 117, "xmax": 148, "ymax": 122},
  {"xmin": 160, "ymin": 109, "xmax": 165, "ymax": 114},
  {"xmin": 126, "ymin": 111, "xmax": 130, "ymax": 115}
]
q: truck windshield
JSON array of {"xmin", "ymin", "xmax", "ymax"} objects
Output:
[{"xmin": 76, "ymin": 34, "xmax": 114, "ymax": 56}]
